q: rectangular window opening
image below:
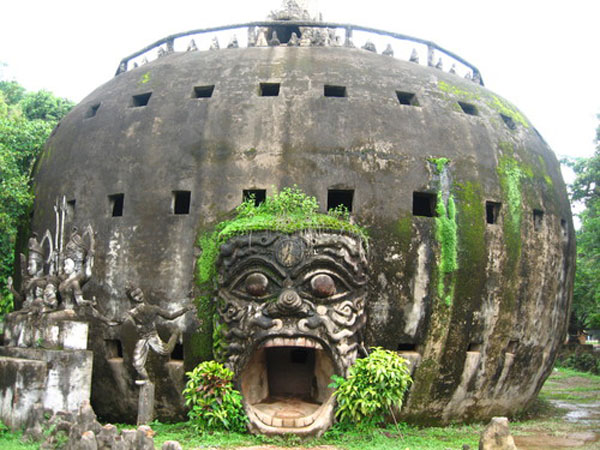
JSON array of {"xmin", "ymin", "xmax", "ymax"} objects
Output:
[
  {"xmin": 560, "ymin": 219, "xmax": 568, "ymax": 238},
  {"xmin": 243, "ymin": 189, "xmax": 266, "ymax": 206},
  {"xmin": 173, "ymin": 190, "xmax": 191, "ymax": 215},
  {"xmin": 131, "ymin": 92, "xmax": 152, "ymax": 107},
  {"xmin": 109, "ymin": 193, "xmax": 124, "ymax": 217},
  {"xmin": 324, "ymin": 85, "xmax": 347, "ymax": 98},
  {"xmin": 458, "ymin": 101, "xmax": 478, "ymax": 116},
  {"xmin": 412, "ymin": 192, "xmax": 437, "ymax": 217},
  {"xmin": 468, "ymin": 342, "xmax": 483, "ymax": 352},
  {"xmin": 85, "ymin": 103, "xmax": 101, "ymax": 118},
  {"xmin": 396, "ymin": 91, "xmax": 419, "ymax": 106},
  {"xmin": 500, "ymin": 113, "xmax": 516, "ymax": 130},
  {"xmin": 533, "ymin": 209, "xmax": 544, "ymax": 231},
  {"xmin": 486, "ymin": 201, "xmax": 501, "ymax": 225},
  {"xmin": 171, "ymin": 343, "xmax": 184, "ymax": 361},
  {"xmin": 506, "ymin": 340, "xmax": 519, "ymax": 354},
  {"xmin": 67, "ymin": 199, "xmax": 76, "ymax": 221},
  {"xmin": 105, "ymin": 339, "xmax": 123, "ymax": 359},
  {"xmin": 397, "ymin": 343, "xmax": 418, "ymax": 352},
  {"xmin": 192, "ymin": 85, "xmax": 214, "ymax": 98},
  {"xmin": 259, "ymin": 83, "xmax": 280, "ymax": 97},
  {"xmin": 327, "ymin": 189, "xmax": 354, "ymax": 212}
]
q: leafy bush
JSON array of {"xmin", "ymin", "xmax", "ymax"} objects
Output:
[
  {"xmin": 329, "ymin": 347, "xmax": 412, "ymax": 430},
  {"xmin": 183, "ymin": 360, "xmax": 247, "ymax": 432},
  {"xmin": 559, "ymin": 352, "xmax": 600, "ymax": 375}
]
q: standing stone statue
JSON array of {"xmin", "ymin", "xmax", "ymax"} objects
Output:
[{"xmin": 113, "ymin": 287, "xmax": 194, "ymax": 384}]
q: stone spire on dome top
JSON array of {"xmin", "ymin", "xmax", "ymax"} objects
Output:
[{"xmin": 268, "ymin": 0, "xmax": 319, "ymax": 21}]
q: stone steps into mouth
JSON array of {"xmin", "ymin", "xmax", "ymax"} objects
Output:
[{"xmin": 253, "ymin": 396, "xmax": 321, "ymax": 428}]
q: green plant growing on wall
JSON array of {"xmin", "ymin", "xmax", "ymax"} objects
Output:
[
  {"xmin": 183, "ymin": 360, "xmax": 248, "ymax": 432},
  {"xmin": 196, "ymin": 186, "xmax": 367, "ymax": 290},
  {"xmin": 435, "ymin": 194, "xmax": 458, "ymax": 306},
  {"xmin": 428, "ymin": 157, "xmax": 458, "ymax": 306},
  {"xmin": 194, "ymin": 186, "xmax": 367, "ymax": 360},
  {"xmin": 497, "ymin": 149, "xmax": 531, "ymax": 264},
  {"xmin": 329, "ymin": 347, "xmax": 412, "ymax": 430},
  {"xmin": 428, "ymin": 157, "xmax": 450, "ymax": 175}
]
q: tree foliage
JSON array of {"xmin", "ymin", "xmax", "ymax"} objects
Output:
[
  {"xmin": 565, "ymin": 116, "xmax": 600, "ymax": 331},
  {"xmin": 0, "ymin": 81, "xmax": 74, "ymax": 316}
]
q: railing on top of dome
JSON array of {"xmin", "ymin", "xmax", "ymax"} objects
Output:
[{"xmin": 115, "ymin": 20, "xmax": 484, "ymax": 86}]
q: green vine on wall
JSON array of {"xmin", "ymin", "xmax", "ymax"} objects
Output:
[
  {"xmin": 435, "ymin": 194, "xmax": 458, "ymax": 306},
  {"xmin": 428, "ymin": 157, "xmax": 458, "ymax": 307}
]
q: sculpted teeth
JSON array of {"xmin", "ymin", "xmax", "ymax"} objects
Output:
[{"xmin": 262, "ymin": 337, "xmax": 323, "ymax": 349}]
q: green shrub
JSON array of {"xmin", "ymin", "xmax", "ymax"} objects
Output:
[
  {"xmin": 329, "ymin": 347, "xmax": 412, "ymax": 430},
  {"xmin": 183, "ymin": 361, "xmax": 248, "ymax": 432},
  {"xmin": 560, "ymin": 352, "xmax": 600, "ymax": 375}
]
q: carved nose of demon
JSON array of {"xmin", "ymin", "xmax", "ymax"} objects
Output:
[
  {"xmin": 279, "ymin": 288, "xmax": 302, "ymax": 311},
  {"xmin": 266, "ymin": 288, "xmax": 307, "ymax": 317}
]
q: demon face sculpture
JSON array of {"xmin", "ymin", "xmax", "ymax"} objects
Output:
[{"xmin": 215, "ymin": 230, "xmax": 368, "ymax": 435}]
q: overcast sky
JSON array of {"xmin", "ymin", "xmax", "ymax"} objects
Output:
[{"xmin": 1, "ymin": 0, "xmax": 598, "ymax": 160}]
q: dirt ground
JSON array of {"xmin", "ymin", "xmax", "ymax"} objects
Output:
[{"xmin": 512, "ymin": 368, "xmax": 600, "ymax": 449}]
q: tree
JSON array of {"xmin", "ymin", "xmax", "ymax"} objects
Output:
[
  {"xmin": 0, "ymin": 81, "xmax": 74, "ymax": 316},
  {"xmin": 566, "ymin": 116, "xmax": 600, "ymax": 331}
]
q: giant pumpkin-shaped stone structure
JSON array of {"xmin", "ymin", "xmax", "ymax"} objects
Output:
[{"xmin": 25, "ymin": 4, "xmax": 574, "ymax": 431}]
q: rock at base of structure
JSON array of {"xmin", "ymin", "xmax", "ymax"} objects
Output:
[
  {"xmin": 162, "ymin": 441, "xmax": 183, "ymax": 450},
  {"xmin": 0, "ymin": 328, "xmax": 92, "ymax": 430},
  {"xmin": 37, "ymin": 400, "xmax": 167, "ymax": 450},
  {"xmin": 137, "ymin": 381, "xmax": 155, "ymax": 425},
  {"xmin": 479, "ymin": 417, "xmax": 518, "ymax": 450}
]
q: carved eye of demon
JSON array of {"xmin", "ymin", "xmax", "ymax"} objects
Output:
[
  {"xmin": 310, "ymin": 274, "xmax": 336, "ymax": 298},
  {"xmin": 244, "ymin": 273, "xmax": 269, "ymax": 297}
]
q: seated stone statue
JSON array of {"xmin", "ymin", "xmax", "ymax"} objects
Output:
[
  {"xmin": 58, "ymin": 226, "xmax": 95, "ymax": 310},
  {"xmin": 8, "ymin": 234, "xmax": 45, "ymax": 311}
]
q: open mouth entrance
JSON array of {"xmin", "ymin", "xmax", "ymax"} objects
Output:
[{"xmin": 241, "ymin": 337, "xmax": 335, "ymax": 429}]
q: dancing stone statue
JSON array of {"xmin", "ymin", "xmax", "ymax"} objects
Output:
[{"xmin": 114, "ymin": 287, "xmax": 194, "ymax": 384}]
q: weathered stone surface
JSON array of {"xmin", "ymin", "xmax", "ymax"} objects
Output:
[
  {"xmin": 0, "ymin": 357, "xmax": 46, "ymax": 429},
  {"xmin": 161, "ymin": 441, "xmax": 183, "ymax": 450},
  {"xmin": 479, "ymin": 417, "xmax": 517, "ymax": 450},
  {"xmin": 38, "ymin": 403, "xmax": 157, "ymax": 450},
  {"xmin": 137, "ymin": 381, "xmax": 155, "ymax": 425},
  {"xmin": 30, "ymin": 42, "xmax": 574, "ymax": 425},
  {"xmin": 78, "ymin": 431, "xmax": 98, "ymax": 450},
  {"xmin": 3, "ymin": 310, "xmax": 87, "ymax": 349},
  {"xmin": 0, "ymin": 346, "xmax": 92, "ymax": 429},
  {"xmin": 96, "ymin": 424, "xmax": 119, "ymax": 449}
]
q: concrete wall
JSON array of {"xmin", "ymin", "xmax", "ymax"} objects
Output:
[{"xmin": 29, "ymin": 46, "xmax": 574, "ymax": 422}]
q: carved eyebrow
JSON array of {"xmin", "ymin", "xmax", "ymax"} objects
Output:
[
  {"xmin": 223, "ymin": 256, "xmax": 287, "ymax": 284},
  {"xmin": 289, "ymin": 256, "xmax": 367, "ymax": 287}
]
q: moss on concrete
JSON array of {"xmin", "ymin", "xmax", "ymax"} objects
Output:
[
  {"xmin": 435, "ymin": 194, "xmax": 458, "ymax": 306},
  {"xmin": 195, "ymin": 186, "xmax": 367, "ymax": 290},
  {"xmin": 193, "ymin": 187, "xmax": 368, "ymax": 360},
  {"xmin": 139, "ymin": 71, "xmax": 151, "ymax": 84},
  {"xmin": 437, "ymin": 81, "xmax": 530, "ymax": 128},
  {"xmin": 396, "ymin": 215, "xmax": 413, "ymax": 255}
]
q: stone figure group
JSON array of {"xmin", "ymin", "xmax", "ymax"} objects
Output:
[{"xmin": 9, "ymin": 224, "xmax": 96, "ymax": 316}]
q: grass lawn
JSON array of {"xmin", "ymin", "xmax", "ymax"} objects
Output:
[{"xmin": 1, "ymin": 367, "xmax": 598, "ymax": 449}]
